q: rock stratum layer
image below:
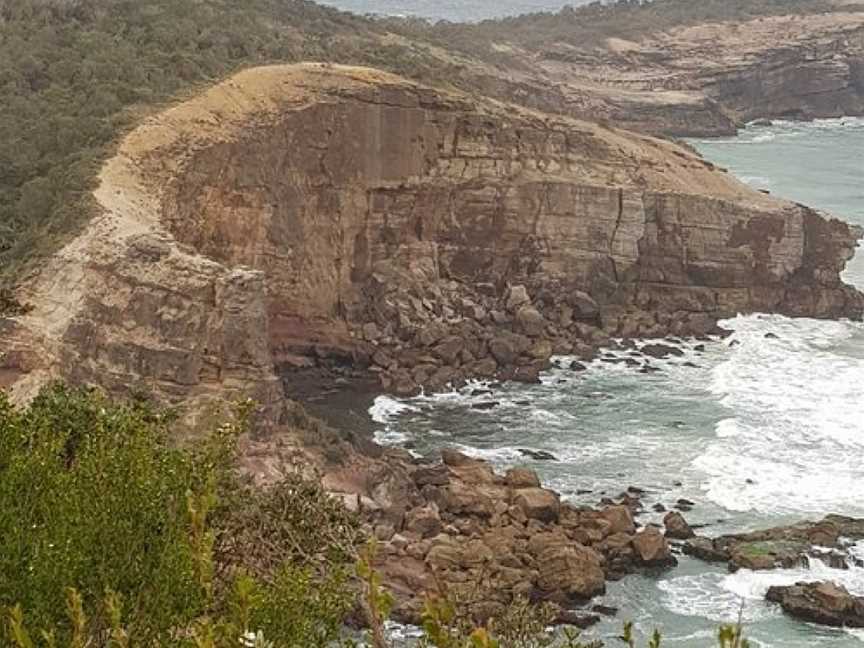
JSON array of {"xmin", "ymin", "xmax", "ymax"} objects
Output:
[{"xmin": 0, "ymin": 63, "xmax": 861, "ymax": 418}]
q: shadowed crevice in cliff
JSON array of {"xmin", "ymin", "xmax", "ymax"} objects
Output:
[{"xmin": 0, "ymin": 63, "xmax": 861, "ymax": 421}]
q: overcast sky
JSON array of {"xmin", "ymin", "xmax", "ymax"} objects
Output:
[{"xmin": 315, "ymin": 0, "xmax": 594, "ymax": 22}]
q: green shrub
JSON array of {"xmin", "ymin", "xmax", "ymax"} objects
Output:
[
  {"xmin": 0, "ymin": 384, "xmax": 209, "ymax": 643},
  {"xmin": 0, "ymin": 384, "xmax": 360, "ymax": 647}
]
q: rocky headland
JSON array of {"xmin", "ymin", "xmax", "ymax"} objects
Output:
[{"xmin": 1, "ymin": 63, "xmax": 861, "ymax": 419}]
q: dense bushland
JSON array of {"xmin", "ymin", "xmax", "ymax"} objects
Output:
[
  {"xmin": 388, "ymin": 0, "xmax": 847, "ymax": 62},
  {"xmin": 0, "ymin": 0, "xmax": 436, "ymax": 284}
]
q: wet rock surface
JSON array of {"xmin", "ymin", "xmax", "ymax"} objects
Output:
[
  {"xmin": 766, "ymin": 581, "xmax": 864, "ymax": 628},
  {"xmin": 684, "ymin": 515, "xmax": 864, "ymax": 571}
]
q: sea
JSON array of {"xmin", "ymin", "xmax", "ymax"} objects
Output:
[{"xmin": 370, "ymin": 118, "xmax": 864, "ymax": 646}]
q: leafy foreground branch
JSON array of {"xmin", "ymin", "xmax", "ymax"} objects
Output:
[{"xmin": 1, "ymin": 385, "xmax": 750, "ymax": 647}]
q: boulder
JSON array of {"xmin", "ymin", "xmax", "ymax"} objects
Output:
[
  {"xmin": 529, "ymin": 338, "xmax": 554, "ymax": 360},
  {"xmin": 517, "ymin": 448, "xmax": 559, "ymax": 461},
  {"xmin": 601, "ymin": 505, "xmax": 636, "ymax": 535},
  {"xmin": 632, "ymin": 527, "xmax": 676, "ymax": 568},
  {"xmin": 515, "ymin": 305, "xmax": 546, "ymax": 338},
  {"xmin": 569, "ymin": 291, "xmax": 599, "ymax": 319},
  {"xmin": 640, "ymin": 343, "xmax": 684, "ymax": 359},
  {"xmin": 489, "ymin": 335, "xmax": 519, "ymax": 365},
  {"xmin": 412, "ymin": 464, "xmax": 450, "ymax": 487},
  {"xmin": 766, "ymin": 581, "xmax": 864, "ymax": 628},
  {"xmin": 729, "ymin": 541, "xmax": 805, "ymax": 571},
  {"xmin": 404, "ymin": 506, "xmax": 443, "ymax": 539},
  {"xmin": 441, "ymin": 449, "xmax": 475, "ymax": 467},
  {"xmin": 442, "ymin": 481, "xmax": 495, "ymax": 518},
  {"xmin": 362, "ymin": 322, "xmax": 382, "ymax": 342},
  {"xmin": 536, "ymin": 544, "xmax": 606, "ymax": 602},
  {"xmin": 417, "ymin": 321, "xmax": 449, "ymax": 347},
  {"xmin": 506, "ymin": 285, "xmax": 531, "ymax": 312},
  {"xmin": 505, "ymin": 468, "xmax": 541, "ymax": 489},
  {"xmin": 469, "ymin": 357, "xmax": 499, "ymax": 378},
  {"xmin": 512, "ymin": 361, "xmax": 546, "ymax": 384},
  {"xmin": 433, "ymin": 336, "xmax": 464, "ymax": 364},
  {"xmin": 682, "ymin": 537, "xmax": 731, "ymax": 563},
  {"xmin": 513, "ymin": 488, "xmax": 560, "ymax": 523},
  {"xmin": 663, "ymin": 511, "xmax": 695, "ymax": 540}
]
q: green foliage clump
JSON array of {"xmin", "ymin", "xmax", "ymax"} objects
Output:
[
  {"xmin": 0, "ymin": 383, "xmax": 360, "ymax": 647},
  {"xmin": 0, "ymin": 384, "xmax": 207, "ymax": 643}
]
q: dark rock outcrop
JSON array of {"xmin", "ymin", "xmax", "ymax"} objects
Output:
[
  {"xmin": 766, "ymin": 581, "xmax": 864, "ymax": 628},
  {"xmin": 684, "ymin": 515, "xmax": 864, "ymax": 571}
]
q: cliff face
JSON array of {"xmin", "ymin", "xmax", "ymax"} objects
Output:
[
  {"xmin": 416, "ymin": 10, "xmax": 864, "ymax": 136},
  {"xmin": 1, "ymin": 64, "xmax": 861, "ymax": 416}
]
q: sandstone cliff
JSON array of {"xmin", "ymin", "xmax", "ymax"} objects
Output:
[{"xmin": 0, "ymin": 64, "xmax": 861, "ymax": 415}]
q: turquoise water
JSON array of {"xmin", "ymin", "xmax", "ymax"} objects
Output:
[{"xmin": 374, "ymin": 118, "xmax": 864, "ymax": 646}]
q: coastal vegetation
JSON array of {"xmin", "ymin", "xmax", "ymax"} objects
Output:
[{"xmin": 0, "ymin": 384, "xmax": 361, "ymax": 646}]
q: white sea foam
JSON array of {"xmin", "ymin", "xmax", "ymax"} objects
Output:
[
  {"xmin": 369, "ymin": 395, "xmax": 419, "ymax": 443},
  {"xmin": 659, "ymin": 571, "xmax": 777, "ymax": 623},
  {"xmin": 450, "ymin": 444, "xmax": 526, "ymax": 463},
  {"xmin": 695, "ymin": 315, "xmax": 864, "ymax": 516},
  {"xmin": 739, "ymin": 175, "xmax": 772, "ymax": 187},
  {"xmin": 662, "ymin": 558, "xmax": 864, "ymax": 645},
  {"xmin": 749, "ymin": 133, "xmax": 776, "ymax": 143}
]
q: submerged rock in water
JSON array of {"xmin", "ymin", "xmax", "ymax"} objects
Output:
[
  {"xmin": 518, "ymin": 448, "xmax": 559, "ymax": 461},
  {"xmin": 766, "ymin": 581, "xmax": 864, "ymax": 628},
  {"xmin": 640, "ymin": 343, "xmax": 685, "ymax": 359},
  {"xmin": 470, "ymin": 401, "xmax": 499, "ymax": 410},
  {"xmin": 592, "ymin": 604, "xmax": 619, "ymax": 617},
  {"xmin": 554, "ymin": 610, "xmax": 600, "ymax": 628}
]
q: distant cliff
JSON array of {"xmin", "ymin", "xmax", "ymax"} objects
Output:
[
  {"xmin": 394, "ymin": 5, "xmax": 864, "ymax": 136},
  {"xmin": 1, "ymin": 64, "xmax": 860, "ymax": 422}
]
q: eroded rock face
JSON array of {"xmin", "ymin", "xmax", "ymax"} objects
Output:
[
  {"xmin": 1, "ymin": 63, "xmax": 861, "ymax": 417},
  {"xmin": 448, "ymin": 11, "xmax": 864, "ymax": 136}
]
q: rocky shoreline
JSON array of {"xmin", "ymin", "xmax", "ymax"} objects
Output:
[
  {"xmin": 0, "ymin": 1, "xmax": 862, "ymax": 642},
  {"xmin": 324, "ymin": 446, "xmax": 679, "ymax": 626},
  {"xmin": 278, "ymin": 409, "xmax": 864, "ymax": 633}
]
